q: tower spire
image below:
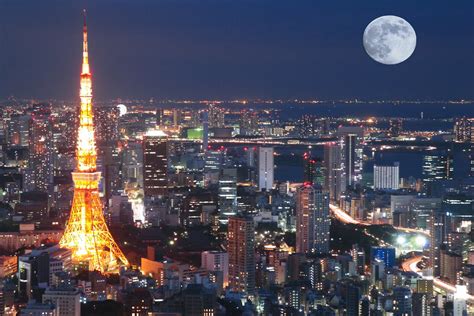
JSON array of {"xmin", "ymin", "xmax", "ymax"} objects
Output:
[
  {"xmin": 82, "ymin": 9, "xmax": 89, "ymax": 75},
  {"xmin": 60, "ymin": 11, "xmax": 129, "ymax": 272}
]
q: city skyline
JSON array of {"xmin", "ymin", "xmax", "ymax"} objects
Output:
[{"xmin": 0, "ymin": 2, "xmax": 472, "ymax": 315}]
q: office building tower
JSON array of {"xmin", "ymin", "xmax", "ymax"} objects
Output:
[
  {"xmin": 7, "ymin": 114, "xmax": 30, "ymax": 147},
  {"xmin": 228, "ymin": 216, "xmax": 255, "ymax": 294},
  {"xmin": 374, "ymin": 163, "xmax": 400, "ymax": 190},
  {"xmin": 454, "ymin": 117, "xmax": 474, "ymax": 143},
  {"xmin": 143, "ymin": 130, "xmax": 168, "ymax": 197},
  {"xmin": 412, "ymin": 293, "xmax": 430, "ymax": 316},
  {"xmin": 324, "ymin": 142, "xmax": 346, "ymax": 200},
  {"xmin": 18, "ymin": 252, "xmax": 50, "ymax": 300},
  {"xmin": 208, "ymin": 104, "xmax": 225, "ymax": 128},
  {"xmin": 27, "ymin": 104, "xmax": 53, "ymax": 192},
  {"xmin": 370, "ymin": 247, "xmax": 395, "ymax": 268},
  {"xmin": 183, "ymin": 284, "xmax": 217, "ymax": 316},
  {"xmin": 20, "ymin": 301, "xmax": 57, "ymax": 315},
  {"xmin": 416, "ymin": 279, "xmax": 434, "ymax": 295},
  {"xmin": 440, "ymin": 250, "xmax": 462, "ymax": 284},
  {"xmin": 346, "ymin": 284, "xmax": 361, "ymax": 316},
  {"xmin": 201, "ymin": 251, "xmax": 229, "ymax": 288},
  {"xmin": 297, "ymin": 115, "xmax": 319, "ymax": 137},
  {"xmin": 351, "ymin": 244, "xmax": 366, "ymax": 275},
  {"xmin": 337, "ymin": 126, "xmax": 364, "ymax": 187},
  {"xmin": 94, "ymin": 105, "xmax": 119, "ymax": 143},
  {"xmin": 303, "ymin": 153, "xmax": 324, "ymax": 186},
  {"xmin": 258, "ymin": 147, "xmax": 274, "ymax": 191},
  {"xmin": 422, "ymin": 151, "xmax": 453, "ymax": 182},
  {"xmin": 42, "ymin": 286, "xmax": 81, "ymax": 316},
  {"xmin": 453, "ymin": 285, "xmax": 468, "ymax": 316},
  {"xmin": 218, "ymin": 168, "xmax": 238, "ymax": 224},
  {"xmin": 296, "ymin": 184, "xmax": 330, "ymax": 254},
  {"xmin": 428, "ymin": 210, "xmax": 446, "ymax": 276},
  {"xmin": 240, "ymin": 109, "xmax": 258, "ymax": 136},
  {"xmin": 202, "ymin": 111, "xmax": 209, "ymax": 150},
  {"xmin": 392, "ymin": 287, "xmax": 412, "ymax": 316}
]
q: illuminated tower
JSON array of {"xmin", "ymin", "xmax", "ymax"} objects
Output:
[{"xmin": 60, "ymin": 11, "xmax": 129, "ymax": 272}]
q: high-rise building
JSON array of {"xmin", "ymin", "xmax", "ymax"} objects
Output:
[
  {"xmin": 422, "ymin": 151, "xmax": 453, "ymax": 182},
  {"xmin": 228, "ymin": 216, "xmax": 255, "ymax": 294},
  {"xmin": 412, "ymin": 293, "xmax": 430, "ymax": 316},
  {"xmin": 94, "ymin": 106, "xmax": 119, "ymax": 143},
  {"xmin": 240, "ymin": 109, "xmax": 258, "ymax": 136},
  {"xmin": 201, "ymin": 251, "xmax": 229, "ymax": 287},
  {"xmin": 59, "ymin": 12, "xmax": 129, "ymax": 272},
  {"xmin": 428, "ymin": 210, "xmax": 446, "ymax": 276},
  {"xmin": 440, "ymin": 250, "xmax": 462, "ymax": 284},
  {"xmin": 7, "ymin": 114, "xmax": 30, "ymax": 147},
  {"xmin": 208, "ymin": 104, "xmax": 225, "ymax": 128},
  {"xmin": 373, "ymin": 163, "xmax": 400, "ymax": 190},
  {"xmin": 370, "ymin": 247, "xmax": 395, "ymax": 268},
  {"xmin": 183, "ymin": 284, "xmax": 217, "ymax": 316},
  {"xmin": 258, "ymin": 147, "xmax": 274, "ymax": 191},
  {"xmin": 143, "ymin": 130, "xmax": 168, "ymax": 197},
  {"xmin": 454, "ymin": 117, "xmax": 474, "ymax": 143},
  {"xmin": 42, "ymin": 286, "xmax": 81, "ymax": 316},
  {"xmin": 218, "ymin": 168, "xmax": 237, "ymax": 224},
  {"xmin": 297, "ymin": 115, "xmax": 318, "ymax": 137},
  {"xmin": 295, "ymin": 184, "xmax": 330, "ymax": 254},
  {"xmin": 392, "ymin": 287, "xmax": 412, "ymax": 316},
  {"xmin": 324, "ymin": 142, "xmax": 346, "ymax": 200},
  {"xmin": 453, "ymin": 285, "xmax": 468, "ymax": 316},
  {"xmin": 303, "ymin": 153, "xmax": 324, "ymax": 186},
  {"xmin": 27, "ymin": 104, "xmax": 53, "ymax": 192},
  {"xmin": 337, "ymin": 126, "xmax": 364, "ymax": 187}
]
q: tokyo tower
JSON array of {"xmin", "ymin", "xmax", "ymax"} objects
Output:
[{"xmin": 60, "ymin": 10, "xmax": 129, "ymax": 272}]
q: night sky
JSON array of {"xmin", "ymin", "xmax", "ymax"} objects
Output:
[{"xmin": 0, "ymin": 0, "xmax": 472, "ymax": 100}]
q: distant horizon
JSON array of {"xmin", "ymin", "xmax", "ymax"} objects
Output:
[{"xmin": 1, "ymin": 98, "xmax": 473, "ymax": 104}]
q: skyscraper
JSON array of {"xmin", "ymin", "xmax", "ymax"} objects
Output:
[
  {"xmin": 337, "ymin": 126, "xmax": 364, "ymax": 187},
  {"xmin": 422, "ymin": 151, "xmax": 453, "ymax": 182},
  {"xmin": 27, "ymin": 104, "xmax": 53, "ymax": 192},
  {"xmin": 258, "ymin": 147, "xmax": 274, "ymax": 191},
  {"xmin": 428, "ymin": 210, "xmax": 446, "ymax": 276},
  {"xmin": 240, "ymin": 109, "xmax": 258, "ymax": 136},
  {"xmin": 303, "ymin": 153, "xmax": 324, "ymax": 186},
  {"xmin": 60, "ymin": 11, "xmax": 128, "ymax": 272},
  {"xmin": 143, "ymin": 130, "xmax": 168, "ymax": 197},
  {"xmin": 392, "ymin": 287, "xmax": 412, "ymax": 316},
  {"xmin": 454, "ymin": 117, "xmax": 474, "ymax": 143},
  {"xmin": 201, "ymin": 251, "xmax": 229, "ymax": 287},
  {"xmin": 370, "ymin": 247, "xmax": 395, "ymax": 268},
  {"xmin": 228, "ymin": 216, "xmax": 255, "ymax": 294},
  {"xmin": 218, "ymin": 168, "xmax": 238, "ymax": 224},
  {"xmin": 296, "ymin": 184, "xmax": 330, "ymax": 254},
  {"xmin": 373, "ymin": 163, "xmax": 400, "ymax": 190},
  {"xmin": 324, "ymin": 142, "xmax": 346, "ymax": 200},
  {"xmin": 208, "ymin": 104, "xmax": 225, "ymax": 128}
]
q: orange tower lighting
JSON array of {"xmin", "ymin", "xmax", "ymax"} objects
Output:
[{"xmin": 60, "ymin": 10, "xmax": 129, "ymax": 272}]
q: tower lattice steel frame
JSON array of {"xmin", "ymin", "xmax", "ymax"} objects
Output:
[{"xmin": 60, "ymin": 10, "xmax": 129, "ymax": 272}]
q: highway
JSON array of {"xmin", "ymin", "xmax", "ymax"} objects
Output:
[
  {"xmin": 329, "ymin": 204, "xmax": 429, "ymax": 236},
  {"xmin": 330, "ymin": 203, "xmax": 472, "ymax": 302}
]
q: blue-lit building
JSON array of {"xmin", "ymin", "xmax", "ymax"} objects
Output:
[{"xmin": 370, "ymin": 247, "xmax": 396, "ymax": 268}]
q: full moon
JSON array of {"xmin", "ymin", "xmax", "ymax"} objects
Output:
[
  {"xmin": 117, "ymin": 104, "xmax": 127, "ymax": 116},
  {"xmin": 363, "ymin": 15, "xmax": 416, "ymax": 65}
]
